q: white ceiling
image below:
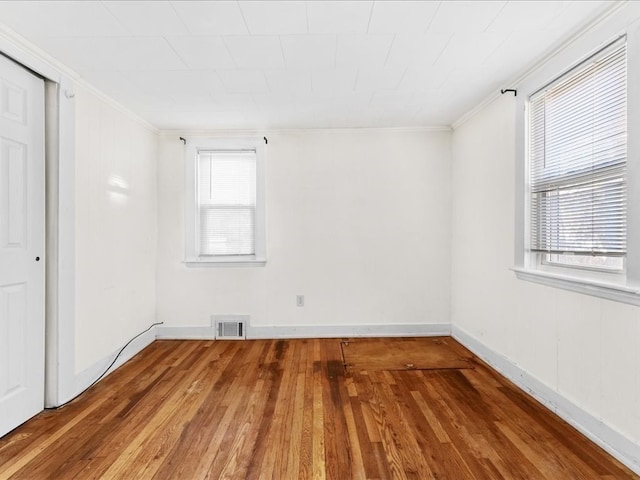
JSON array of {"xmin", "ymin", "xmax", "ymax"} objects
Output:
[{"xmin": 0, "ymin": 1, "xmax": 612, "ymax": 130}]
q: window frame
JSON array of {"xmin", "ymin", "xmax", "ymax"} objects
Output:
[
  {"xmin": 514, "ymin": 25, "xmax": 640, "ymax": 306},
  {"xmin": 528, "ymin": 39, "xmax": 627, "ymax": 272},
  {"xmin": 184, "ymin": 137, "xmax": 266, "ymax": 267}
]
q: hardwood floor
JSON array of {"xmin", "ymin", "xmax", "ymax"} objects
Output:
[{"xmin": 0, "ymin": 338, "xmax": 637, "ymax": 479}]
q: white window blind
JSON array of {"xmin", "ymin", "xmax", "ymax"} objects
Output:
[
  {"xmin": 529, "ymin": 41, "xmax": 627, "ymax": 263},
  {"xmin": 197, "ymin": 149, "xmax": 257, "ymax": 256}
]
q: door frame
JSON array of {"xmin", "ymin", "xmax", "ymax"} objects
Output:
[{"xmin": 0, "ymin": 30, "xmax": 77, "ymax": 407}]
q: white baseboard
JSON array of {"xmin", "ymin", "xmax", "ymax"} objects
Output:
[
  {"xmin": 71, "ymin": 325, "xmax": 157, "ymax": 404},
  {"xmin": 248, "ymin": 323, "xmax": 451, "ymax": 339},
  {"xmin": 155, "ymin": 322, "xmax": 450, "ymax": 340},
  {"xmin": 155, "ymin": 325, "xmax": 217, "ymax": 339},
  {"xmin": 452, "ymin": 325, "xmax": 640, "ymax": 476}
]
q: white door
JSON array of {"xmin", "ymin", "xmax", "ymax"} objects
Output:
[{"xmin": 0, "ymin": 54, "xmax": 45, "ymax": 437}]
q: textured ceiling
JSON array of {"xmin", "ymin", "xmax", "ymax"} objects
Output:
[{"xmin": 0, "ymin": 1, "xmax": 612, "ymax": 130}]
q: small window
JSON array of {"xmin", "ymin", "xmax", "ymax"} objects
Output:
[
  {"xmin": 185, "ymin": 138, "xmax": 266, "ymax": 266},
  {"xmin": 528, "ymin": 39, "xmax": 627, "ymax": 273}
]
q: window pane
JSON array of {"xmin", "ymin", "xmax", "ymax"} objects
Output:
[
  {"xmin": 197, "ymin": 150, "xmax": 257, "ymax": 256},
  {"xmin": 199, "ymin": 206, "xmax": 255, "ymax": 256},
  {"xmin": 545, "ymin": 253, "xmax": 623, "ymax": 271},
  {"xmin": 529, "ymin": 41, "xmax": 627, "ymax": 268}
]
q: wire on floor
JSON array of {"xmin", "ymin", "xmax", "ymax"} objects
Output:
[{"xmin": 45, "ymin": 321, "xmax": 163, "ymax": 410}]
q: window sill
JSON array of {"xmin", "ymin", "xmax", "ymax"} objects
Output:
[
  {"xmin": 184, "ymin": 257, "xmax": 266, "ymax": 268},
  {"xmin": 512, "ymin": 267, "xmax": 640, "ymax": 306}
]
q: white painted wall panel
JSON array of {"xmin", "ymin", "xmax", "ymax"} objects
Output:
[
  {"xmin": 600, "ymin": 300, "xmax": 640, "ymax": 439},
  {"xmin": 556, "ymin": 290, "xmax": 602, "ymax": 415},
  {"xmin": 451, "ymin": 92, "xmax": 640, "ymax": 448},
  {"xmin": 73, "ymin": 84, "xmax": 157, "ymax": 373},
  {"xmin": 513, "ymin": 281, "xmax": 558, "ymax": 386},
  {"xmin": 156, "ymin": 129, "xmax": 451, "ymax": 332}
]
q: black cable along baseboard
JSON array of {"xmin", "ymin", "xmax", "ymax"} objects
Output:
[{"xmin": 46, "ymin": 321, "xmax": 163, "ymax": 410}]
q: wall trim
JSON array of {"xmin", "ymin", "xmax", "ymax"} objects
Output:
[
  {"xmin": 72, "ymin": 325, "xmax": 157, "ymax": 403},
  {"xmin": 248, "ymin": 323, "xmax": 451, "ymax": 339},
  {"xmin": 158, "ymin": 126, "xmax": 451, "ymax": 137},
  {"xmin": 451, "ymin": 325, "xmax": 640, "ymax": 476},
  {"xmin": 155, "ymin": 323, "xmax": 450, "ymax": 340},
  {"xmin": 512, "ymin": 267, "xmax": 640, "ymax": 306},
  {"xmin": 156, "ymin": 325, "xmax": 218, "ymax": 340}
]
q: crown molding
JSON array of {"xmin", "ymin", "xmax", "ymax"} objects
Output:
[{"xmin": 158, "ymin": 125, "xmax": 451, "ymax": 137}]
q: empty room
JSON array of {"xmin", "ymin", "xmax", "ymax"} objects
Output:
[{"xmin": 0, "ymin": 0, "xmax": 639, "ymax": 478}]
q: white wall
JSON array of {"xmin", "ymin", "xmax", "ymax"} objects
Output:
[
  {"xmin": 451, "ymin": 91, "xmax": 640, "ymax": 456},
  {"xmin": 74, "ymin": 84, "xmax": 158, "ymax": 373},
  {"xmin": 157, "ymin": 129, "xmax": 451, "ymax": 334}
]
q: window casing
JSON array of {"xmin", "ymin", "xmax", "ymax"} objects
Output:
[
  {"xmin": 528, "ymin": 40, "xmax": 627, "ymax": 274},
  {"xmin": 185, "ymin": 138, "xmax": 266, "ymax": 266},
  {"xmin": 514, "ymin": 25, "xmax": 640, "ymax": 305}
]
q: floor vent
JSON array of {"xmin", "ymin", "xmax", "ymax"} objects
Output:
[{"xmin": 212, "ymin": 315, "xmax": 248, "ymax": 340}]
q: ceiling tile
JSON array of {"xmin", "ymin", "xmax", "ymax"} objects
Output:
[
  {"xmin": 0, "ymin": 1, "xmax": 128, "ymax": 37},
  {"xmin": 307, "ymin": 1, "xmax": 373, "ymax": 34},
  {"xmin": 209, "ymin": 93, "xmax": 257, "ymax": 111},
  {"xmin": 144, "ymin": 110, "xmax": 254, "ymax": 130},
  {"xmin": 311, "ymin": 68, "xmax": 359, "ymax": 94},
  {"xmin": 252, "ymin": 92, "xmax": 296, "ymax": 110},
  {"xmin": 0, "ymin": 0, "xmax": 612, "ymax": 129},
  {"xmin": 77, "ymin": 70, "xmax": 197, "ymax": 114},
  {"xmin": 368, "ymin": 1, "xmax": 439, "ymax": 34},
  {"xmin": 37, "ymin": 37, "xmax": 187, "ymax": 71},
  {"xmin": 103, "ymin": 1, "xmax": 189, "ymax": 36},
  {"xmin": 433, "ymin": 32, "xmax": 507, "ymax": 69},
  {"xmin": 166, "ymin": 36, "xmax": 235, "ymax": 69},
  {"xmin": 416, "ymin": 85, "xmax": 484, "ymax": 124},
  {"xmin": 482, "ymin": 30, "xmax": 550, "ymax": 78},
  {"xmin": 413, "ymin": 103, "xmax": 455, "ymax": 126},
  {"xmin": 429, "ymin": 1, "xmax": 507, "ymax": 33},
  {"xmin": 355, "ymin": 68, "xmax": 404, "ymax": 92},
  {"xmin": 280, "ymin": 35, "xmax": 336, "ymax": 68},
  {"xmin": 264, "ymin": 69, "xmax": 312, "ymax": 94},
  {"xmin": 118, "ymin": 71, "xmax": 226, "ymax": 100},
  {"xmin": 486, "ymin": 1, "xmax": 565, "ymax": 33},
  {"xmin": 239, "ymin": 1, "xmax": 307, "ymax": 35},
  {"xmin": 545, "ymin": 1, "xmax": 610, "ymax": 31},
  {"xmin": 369, "ymin": 91, "xmax": 414, "ymax": 108},
  {"xmin": 170, "ymin": 1, "xmax": 248, "ymax": 35},
  {"xmin": 224, "ymin": 36, "xmax": 285, "ymax": 69},
  {"xmin": 444, "ymin": 67, "xmax": 501, "ymax": 94},
  {"xmin": 398, "ymin": 67, "xmax": 451, "ymax": 92},
  {"xmin": 385, "ymin": 33, "xmax": 451, "ymax": 69},
  {"xmin": 75, "ymin": 70, "xmax": 148, "ymax": 105},
  {"xmin": 217, "ymin": 70, "xmax": 269, "ymax": 94},
  {"xmin": 442, "ymin": 83, "xmax": 498, "ymax": 122},
  {"xmin": 336, "ymin": 34, "xmax": 394, "ymax": 68}
]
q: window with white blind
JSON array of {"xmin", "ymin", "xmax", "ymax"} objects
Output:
[
  {"xmin": 528, "ymin": 39, "xmax": 627, "ymax": 272},
  {"xmin": 185, "ymin": 138, "xmax": 266, "ymax": 266},
  {"xmin": 513, "ymin": 29, "xmax": 640, "ymax": 305}
]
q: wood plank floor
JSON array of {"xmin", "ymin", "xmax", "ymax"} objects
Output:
[{"xmin": 0, "ymin": 338, "xmax": 637, "ymax": 479}]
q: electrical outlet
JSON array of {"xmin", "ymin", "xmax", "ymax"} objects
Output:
[{"xmin": 296, "ymin": 295, "xmax": 305, "ymax": 307}]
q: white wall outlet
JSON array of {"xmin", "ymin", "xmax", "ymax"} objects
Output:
[{"xmin": 296, "ymin": 295, "xmax": 304, "ymax": 307}]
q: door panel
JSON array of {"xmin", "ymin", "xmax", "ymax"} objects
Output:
[
  {"xmin": 0, "ymin": 284, "xmax": 27, "ymax": 396},
  {"xmin": 0, "ymin": 54, "xmax": 45, "ymax": 437},
  {"xmin": 1, "ymin": 139, "xmax": 26, "ymax": 247}
]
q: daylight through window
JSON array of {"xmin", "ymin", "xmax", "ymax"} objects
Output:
[{"xmin": 528, "ymin": 40, "xmax": 627, "ymax": 271}]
